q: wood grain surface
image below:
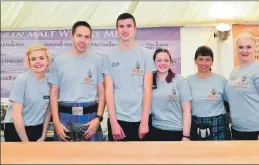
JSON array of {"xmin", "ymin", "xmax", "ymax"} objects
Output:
[{"xmin": 1, "ymin": 141, "xmax": 259, "ymax": 164}]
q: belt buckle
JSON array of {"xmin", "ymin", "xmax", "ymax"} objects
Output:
[{"xmin": 72, "ymin": 103, "xmax": 83, "ymax": 115}]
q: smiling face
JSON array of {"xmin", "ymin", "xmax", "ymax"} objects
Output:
[
  {"xmin": 154, "ymin": 51, "xmax": 172, "ymax": 74},
  {"xmin": 194, "ymin": 46, "xmax": 214, "ymax": 74},
  {"xmin": 236, "ymin": 37, "xmax": 256, "ymax": 63},
  {"xmin": 71, "ymin": 26, "xmax": 92, "ymax": 54},
  {"xmin": 116, "ymin": 18, "xmax": 136, "ymax": 42},
  {"xmin": 28, "ymin": 50, "xmax": 49, "ymax": 73},
  {"xmin": 195, "ymin": 55, "xmax": 213, "ymax": 73}
]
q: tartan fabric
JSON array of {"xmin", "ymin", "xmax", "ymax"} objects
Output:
[
  {"xmin": 191, "ymin": 113, "xmax": 232, "ymax": 140},
  {"xmin": 53, "ymin": 112, "xmax": 104, "ymax": 141}
]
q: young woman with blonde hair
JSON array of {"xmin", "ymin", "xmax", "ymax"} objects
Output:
[
  {"xmin": 226, "ymin": 32, "xmax": 259, "ymax": 140},
  {"xmin": 4, "ymin": 45, "xmax": 52, "ymax": 142}
]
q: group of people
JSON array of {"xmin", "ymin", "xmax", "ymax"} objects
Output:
[{"xmin": 3, "ymin": 13, "xmax": 259, "ymax": 142}]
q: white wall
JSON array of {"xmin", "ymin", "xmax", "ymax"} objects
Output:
[{"xmin": 180, "ymin": 26, "xmax": 234, "ymax": 79}]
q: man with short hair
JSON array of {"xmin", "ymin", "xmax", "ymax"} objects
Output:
[
  {"xmin": 102, "ymin": 13, "xmax": 155, "ymax": 141},
  {"xmin": 49, "ymin": 21, "xmax": 105, "ymax": 141}
]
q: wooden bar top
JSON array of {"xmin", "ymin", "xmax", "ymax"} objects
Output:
[{"xmin": 1, "ymin": 141, "xmax": 259, "ymax": 164}]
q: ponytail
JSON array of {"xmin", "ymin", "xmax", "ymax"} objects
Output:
[{"xmin": 166, "ymin": 68, "xmax": 175, "ymax": 83}]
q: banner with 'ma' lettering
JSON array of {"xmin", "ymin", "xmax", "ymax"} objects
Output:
[{"xmin": 1, "ymin": 27, "xmax": 181, "ymax": 98}]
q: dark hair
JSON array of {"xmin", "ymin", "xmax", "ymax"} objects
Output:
[
  {"xmin": 153, "ymin": 48, "xmax": 175, "ymax": 86},
  {"xmin": 194, "ymin": 46, "xmax": 214, "ymax": 61},
  {"xmin": 116, "ymin": 13, "xmax": 136, "ymax": 28},
  {"xmin": 194, "ymin": 46, "xmax": 214, "ymax": 71},
  {"xmin": 72, "ymin": 21, "xmax": 92, "ymax": 37}
]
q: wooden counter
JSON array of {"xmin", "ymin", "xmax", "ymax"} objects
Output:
[{"xmin": 1, "ymin": 141, "xmax": 259, "ymax": 164}]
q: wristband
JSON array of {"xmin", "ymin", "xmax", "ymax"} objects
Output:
[{"xmin": 183, "ymin": 135, "xmax": 190, "ymax": 139}]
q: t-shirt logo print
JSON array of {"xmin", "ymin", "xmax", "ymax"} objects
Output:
[
  {"xmin": 131, "ymin": 61, "xmax": 144, "ymax": 75},
  {"xmin": 168, "ymin": 87, "xmax": 178, "ymax": 102},
  {"xmin": 83, "ymin": 69, "xmax": 94, "ymax": 85},
  {"xmin": 230, "ymin": 76, "xmax": 237, "ymax": 80},
  {"xmin": 136, "ymin": 61, "xmax": 140, "ymax": 69},
  {"xmin": 207, "ymin": 88, "xmax": 218, "ymax": 101},
  {"xmin": 235, "ymin": 75, "xmax": 248, "ymax": 88},
  {"xmin": 172, "ymin": 87, "xmax": 176, "ymax": 95},
  {"xmin": 211, "ymin": 88, "xmax": 216, "ymax": 95},
  {"xmin": 241, "ymin": 76, "xmax": 247, "ymax": 82},
  {"xmin": 88, "ymin": 69, "xmax": 92, "ymax": 78}
]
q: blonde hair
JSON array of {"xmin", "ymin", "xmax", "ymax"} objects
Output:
[
  {"xmin": 24, "ymin": 45, "xmax": 51, "ymax": 68},
  {"xmin": 236, "ymin": 32, "xmax": 256, "ymax": 46}
]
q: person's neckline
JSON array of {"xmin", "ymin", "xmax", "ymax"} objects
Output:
[
  {"xmin": 158, "ymin": 79, "xmax": 166, "ymax": 83},
  {"xmin": 68, "ymin": 47, "xmax": 92, "ymax": 59},
  {"xmin": 195, "ymin": 72, "xmax": 213, "ymax": 80},
  {"xmin": 118, "ymin": 41, "xmax": 137, "ymax": 52},
  {"xmin": 28, "ymin": 70, "xmax": 46, "ymax": 84},
  {"xmin": 239, "ymin": 61, "xmax": 256, "ymax": 69}
]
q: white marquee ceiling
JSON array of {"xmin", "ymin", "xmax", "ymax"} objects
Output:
[{"xmin": 1, "ymin": 1, "xmax": 259, "ymax": 30}]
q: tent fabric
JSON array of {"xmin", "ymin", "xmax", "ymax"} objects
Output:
[{"xmin": 1, "ymin": 1, "xmax": 259, "ymax": 30}]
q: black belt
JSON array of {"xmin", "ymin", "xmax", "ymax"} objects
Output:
[{"xmin": 58, "ymin": 103, "xmax": 98, "ymax": 114}]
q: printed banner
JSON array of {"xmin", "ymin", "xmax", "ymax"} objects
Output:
[
  {"xmin": 1, "ymin": 27, "xmax": 181, "ymax": 98},
  {"xmin": 232, "ymin": 24, "xmax": 259, "ymax": 66}
]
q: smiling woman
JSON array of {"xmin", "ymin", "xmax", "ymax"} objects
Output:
[
  {"xmin": 3, "ymin": 45, "xmax": 52, "ymax": 142},
  {"xmin": 186, "ymin": 46, "xmax": 232, "ymax": 141},
  {"xmin": 24, "ymin": 45, "xmax": 51, "ymax": 70},
  {"xmin": 146, "ymin": 48, "xmax": 192, "ymax": 141},
  {"xmin": 225, "ymin": 32, "xmax": 259, "ymax": 140},
  {"xmin": 235, "ymin": 33, "xmax": 256, "ymax": 64}
]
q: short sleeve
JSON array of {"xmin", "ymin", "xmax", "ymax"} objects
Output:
[
  {"xmin": 102, "ymin": 55, "xmax": 112, "ymax": 75},
  {"xmin": 177, "ymin": 76, "xmax": 193, "ymax": 103},
  {"xmin": 184, "ymin": 75, "xmax": 193, "ymax": 93},
  {"xmin": 143, "ymin": 48, "xmax": 156, "ymax": 73},
  {"xmin": 9, "ymin": 75, "xmax": 26, "ymax": 103},
  {"xmin": 48, "ymin": 58, "xmax": 60, "ymax": 86},
  {"xmin": 185, "ymin": 75, "xmax": 192, "ymax": 86},
  {"xmin": 253, "ymin": 70, "xmax": 259, "ymax": 93},
  {"xmin": 222, "ymin": 78, "xmax": 229, "ymax": 102},
  {"xmin": 96, "ymin": 56, "xmax": 104, "ymax": 84}
]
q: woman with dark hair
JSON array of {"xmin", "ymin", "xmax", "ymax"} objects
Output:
[
  {"xmin": 148, "ymin": 48, "xmax": 192, "ymax": 141},
  {"xmin": 186, "ymin": 46, "xmax": 231, "ymax": 141}
]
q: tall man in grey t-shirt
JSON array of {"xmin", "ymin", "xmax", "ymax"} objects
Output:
[
  {"xmin": 49, "ymin": 21, "xmax": 105, "ymax": 141},
  {"xmin": 102, "ymin": 13, "xmax": 155, "ymax": 141}
]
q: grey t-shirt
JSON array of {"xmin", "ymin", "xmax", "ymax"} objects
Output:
[
  {"xmin": 225, "ymin": 61, "xmax": 259, "ymax": 132},
  {"xmin": 151, "ymin": 75, "xmax": 192, "ymax": 131},
  {"xmin": 48, "ymin": 48, "xmax": 103, "ymax": 102},
  {"xmin": 4, "ymin": 70, "xmax": 50, "ymax": 126},
  {"xmin": 186, "ymin": 73, "xmax": 228, "ymax": 117},
  {"xmin": 102, "ymin": 45, "xmax": 155, "ymax": 122}
]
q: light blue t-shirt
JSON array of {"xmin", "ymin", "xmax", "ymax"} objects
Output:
[
  {"xmin": 102, "ymin": 45, "xmax": 155, "ymax": 122},
  {"xmin": 225, "ymin": 61, "xmax": 259, "ymax": 132},
  {"xmin": 186, "ymin": 73, "xmax": 228, "ymax": 117},
  {"xmin": 151, "ymin": 75, "xmax": 192, "ymax": 131},
  {"xmin": 48, "ymin": 48, "xmax": 103, "ymax": 102},
  {"xmin": 4, "ymin": 70, "xmax": 50, "ymax": 126}
]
